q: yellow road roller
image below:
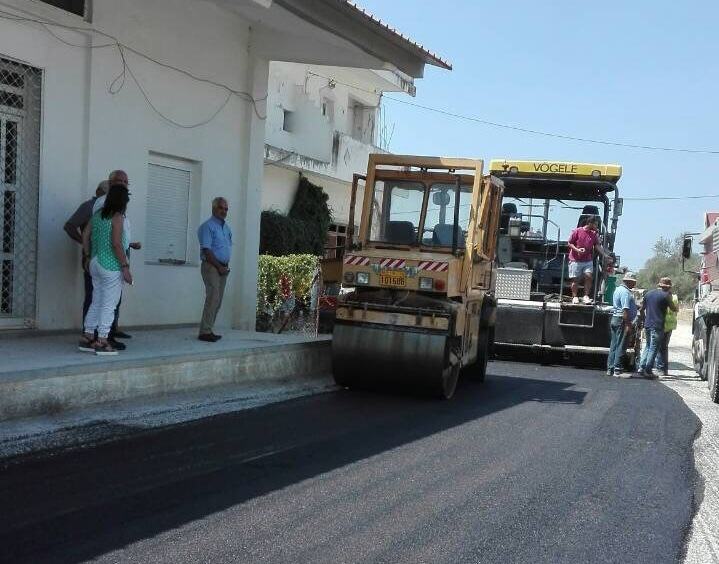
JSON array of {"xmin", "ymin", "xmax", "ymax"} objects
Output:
[{"xmin": 332, "ymin": 154, "xmax": 504, "ymax": 398}]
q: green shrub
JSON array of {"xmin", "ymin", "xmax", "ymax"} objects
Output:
[
  {"xmin": 290, "ymin": 176, "xmax": 332, "ymax": 254},
  {"xmin": 259, "ymin": 176, "xmax": 331, "ymax": 256},
  {"xmin": 260, "ymin": 210, "xmax": 299, "ymax": 256}
]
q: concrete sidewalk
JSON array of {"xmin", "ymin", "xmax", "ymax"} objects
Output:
[{"xmin": 0, "ymin": 327, "xmax": 331, "ymax": 421}]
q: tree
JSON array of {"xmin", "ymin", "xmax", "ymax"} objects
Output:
[{"xmin": 636, "ymin": 234, "xmax": 700, "ymax": 302}]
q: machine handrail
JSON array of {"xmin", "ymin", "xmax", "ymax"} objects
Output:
[
  {"xmin": 514, "ymin": 213, "xmax": 561, "ymax": 290},
  {"xmin": 557, "ymin": 253, "xmax": 598, "ymax": 329}
]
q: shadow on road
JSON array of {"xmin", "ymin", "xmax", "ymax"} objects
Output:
[
  {"xmin": 0, "ymin": 373, "xmax": 585, "ymax": 563},
  {"xmin": 668, "ymin": 360, "xmax": 696, "ymax": 373}
]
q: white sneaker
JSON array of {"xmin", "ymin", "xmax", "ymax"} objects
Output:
[
  {"xmin": 572, "ymin": 296, "xmax": 579, "ymax": 304},
  {"xmin": 583, "ymin": 295, "xmax": 592, "ymax": 305}
]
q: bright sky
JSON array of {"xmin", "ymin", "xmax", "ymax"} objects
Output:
[{"xmin": 358, "ymin": 0, "xmax": 719, "ymax": 270}]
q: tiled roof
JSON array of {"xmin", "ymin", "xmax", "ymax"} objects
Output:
[{"xmin": 341, "ymin": 1, "xmax": 452, "ymax": 70}]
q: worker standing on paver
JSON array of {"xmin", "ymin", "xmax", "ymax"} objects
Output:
[
  {"xmin": 567, "ymin": 216, "xmax": 611, "ymax": 304},
  {"xmin": 607, "ymin": 271, "xmax": 638, "ymax": 377}
]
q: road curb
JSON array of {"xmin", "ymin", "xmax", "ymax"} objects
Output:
[{"xmin": 0, "ymin": 340, "xmax": 332, "ymax": 421}]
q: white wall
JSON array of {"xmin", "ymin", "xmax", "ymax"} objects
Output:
[
  {"xmin": 262, "ymin": 165, "xmax": 298, "ymax": 214},
  {"xmin": 263, "ymin": 62, "xmax": 387, "ymax": 226},
  {"xmin": 265, "ymin": 62, "xmax": 382, "ymax": 168},
  {"xmin": 0, "ymin": 0, "xmax": 263, "ymax": 330}
]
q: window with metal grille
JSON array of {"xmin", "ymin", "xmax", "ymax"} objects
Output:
[
  {"xmin": 1, "ymin": 260, "xmax": 12, "ymax": 315},
  {"xmin": 4, "ymin": 121, "xmax": 17, "ymax": 184},
  {"xmin": 0, "ymin": 57, "xmax": 41, "ymax": 326},
  {"xmin": 145, "ymin": 160, "xmax": 194, "ymax": 265},
  {"xmin": 39, "ymin": 0, "xmax": 85, "ymax": 17},
  {"xmin": 2, "ymin": 191, "xmax": 14, "ymax": 253}
]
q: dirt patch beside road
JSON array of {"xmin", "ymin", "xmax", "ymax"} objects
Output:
[
  {"xmin": 662, "ymin": 318, "xmax": 719, "ymax": 563},
  {"xmin": 677, "ymin": 307, "xmax": 694, "ymax": 324}
]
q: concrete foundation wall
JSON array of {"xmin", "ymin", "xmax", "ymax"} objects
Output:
[{"xmin": 0, "ymin": 340, "xmax": 331, "ymax": 420}]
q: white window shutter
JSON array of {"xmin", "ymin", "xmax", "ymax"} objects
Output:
[{"xmin": 146, "ymin": 163, "xmax": 190, "ymax": 263}]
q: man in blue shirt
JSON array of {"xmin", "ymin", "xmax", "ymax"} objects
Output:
[
  {"xmin": 638, "ymin": 277, "xmax": 679, "ymax": 379},
  {"xmin": 607, "ymin": 272, "xmax": 638, "ymax": 377},
  {"xmin": 197, "ymin": 197, "xmax": 232, "ymax": 342}
]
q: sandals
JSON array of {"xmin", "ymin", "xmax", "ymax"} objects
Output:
[
  {"xmin": 94, "ymin": 340, "xmax": 119, "ymax": 356},
  {"xmin": 78, "ymin": 335, "xmax": 119, "ymax": 355},
  {"xmin": 78, "ymin": 335, "xmax": 96, "ymax": 353}
]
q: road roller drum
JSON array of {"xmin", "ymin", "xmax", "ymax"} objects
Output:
[{"xmin": 332, "ymin": 323, "xmax": 460, "ymax": 398}]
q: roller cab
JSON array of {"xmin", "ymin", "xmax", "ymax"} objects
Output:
[{"xmin": 332, "ymin": 155, "xmax": 504, "ymax": 398}]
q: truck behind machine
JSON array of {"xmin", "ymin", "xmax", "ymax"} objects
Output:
[{"xmin": 685, "ymin": 213, "xmax": 719, "ymax": 402}]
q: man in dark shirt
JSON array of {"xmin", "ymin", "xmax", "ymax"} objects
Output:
[
  {"xmin": 637, "ymin": 277, "xmax": 679, "ymax": 378},
  {"xmin": 64, "ymin": 181, "xmax": 108, "ymax": 322}
]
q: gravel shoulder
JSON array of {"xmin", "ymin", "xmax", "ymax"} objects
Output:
[{"xmin": 660, "ymin": 317, "xmax": 719, "ymax": 563}]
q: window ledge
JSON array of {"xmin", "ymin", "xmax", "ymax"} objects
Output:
[{"xmin": 144, "ymin": 260, "xmax": 199, "ymax": 268}]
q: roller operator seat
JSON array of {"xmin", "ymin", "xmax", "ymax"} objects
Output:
[
  {"xmin": 432, "ymin": 224, "xmax": 466, "ymax": 248},
  {"xmin": 384, "ymin": 221, "xmax": 416, "ymax": 245},
  {"xmin": 500, "ymin": 202, "xmax": 519, "ymax": 233}
]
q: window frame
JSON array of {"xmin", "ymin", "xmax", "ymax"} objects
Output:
[
  {"xmin": 144, "ymin": 153, "xmax": 202, "ymax": 267},
  {"xmin": 39, "ymin": 0, "xmax": 86, "ymax": 18},
  {"xmin": 366, "ymin": 176, "xmax": 475, "ymax": 250},
  {"xmin": 282, "ymin": 109, "xmax": 295, "ymax": 133},
  {"xmin": 422, "ymin": 181, "xmax": 474, "ymax": 249},
  {"xmin": 367, "ymin": 179, "xmax": 427, "ymax": 247}
]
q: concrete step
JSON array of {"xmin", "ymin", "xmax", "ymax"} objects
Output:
[{"xmin": 0, "ymin": 328, "xmax": 332, "ymax": 421}]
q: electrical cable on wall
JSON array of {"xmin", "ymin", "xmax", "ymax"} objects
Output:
[{"xmin": 0, "ymin": 8, "xmax": 267, "ymax": 127}]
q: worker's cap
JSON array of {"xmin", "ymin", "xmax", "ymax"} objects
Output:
[
  {"xmin": 658, "ymin": 277, "xmax": 673, "ymax": 289},
  {"xmin": 623, "ymin": 271, "xmax": 637, "ymax": 283}
]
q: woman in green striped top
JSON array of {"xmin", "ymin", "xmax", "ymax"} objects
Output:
[{"xmin": 80, "ymin": 185, "xmax": 133, "ymax": 355}]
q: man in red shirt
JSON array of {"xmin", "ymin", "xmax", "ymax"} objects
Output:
[{"xmin": 567, "ymin": 216, "xmax": 611, "ymax": 304}]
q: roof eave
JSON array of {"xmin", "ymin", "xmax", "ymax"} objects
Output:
[{"xmin": 273, "ymin": 0, "xmax": 452, "ymax": 77}]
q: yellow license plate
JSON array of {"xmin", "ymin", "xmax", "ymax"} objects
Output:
[{"xmin": 379, "ymin": 270, "xmax": 406, "ymax": 287}]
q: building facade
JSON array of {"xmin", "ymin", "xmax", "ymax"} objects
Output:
[
  {"xmin": 262, "ymin": 62, "xmax": 417, "ymax": 241},
  {"xmin": 0, "ymin": 0, "xmax": 449, "ymax": 332}
]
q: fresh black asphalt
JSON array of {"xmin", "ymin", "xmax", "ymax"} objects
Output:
[{"xmin": 0, "ymin": 361, "xmax": 701, "ymax": 564}]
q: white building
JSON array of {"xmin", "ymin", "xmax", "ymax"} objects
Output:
[
  {"xmin": 0, "ymin": 0, "xmax": 449, "ymax": 332},
  {"xmin": 262, "ymin": 63, "xmax": 420, "ymax": 241}
]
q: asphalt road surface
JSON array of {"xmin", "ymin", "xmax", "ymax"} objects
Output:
[{"xmin": 0, "ymin": 361, "xmax": 701, "ymax": 564}]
